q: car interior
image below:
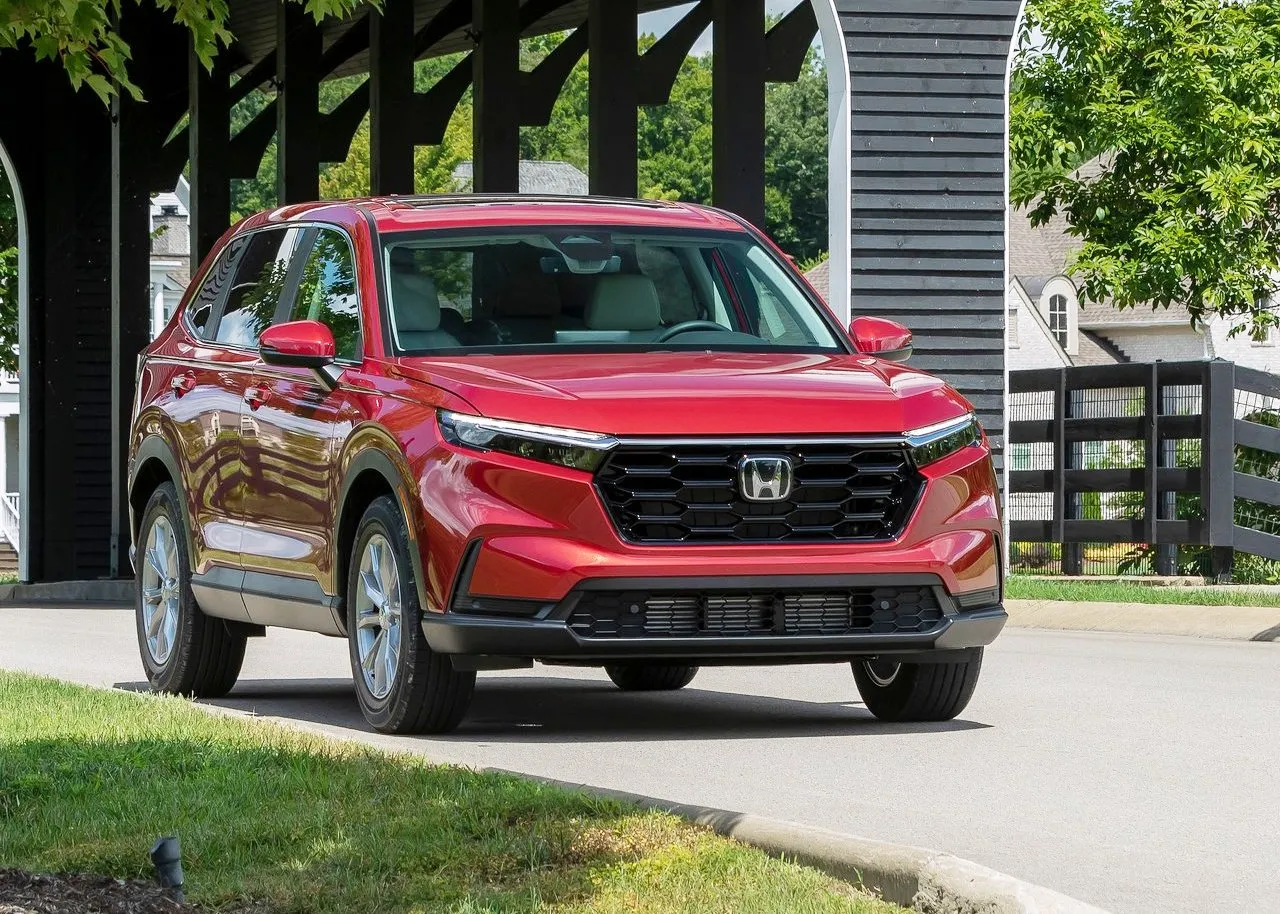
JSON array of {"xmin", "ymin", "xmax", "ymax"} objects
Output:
[{"xmin": 383, "ymin": 233, "xmax": 837, "ymax": 352}]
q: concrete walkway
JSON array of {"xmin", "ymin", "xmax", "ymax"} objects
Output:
[{"xmin": 1005, "ymin": 599, "xmax": 1280, "ymax": 641}]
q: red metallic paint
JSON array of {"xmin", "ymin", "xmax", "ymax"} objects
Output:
[
  {"xmin": 850, "ymin": 316, "xmax": 914, "ymax": 357},
  {"xmin": 129, "ymin": 196, "xmax": 1002, "ymax": 636},
  {"xmin": 260, "ymin": 320, "xmax": 337, "ymax": 362}
]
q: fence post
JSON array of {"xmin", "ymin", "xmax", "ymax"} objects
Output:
[
  {"xmin": 1203, "ymin": 360, "xmax": 1235, "ymax": 582},
  {"xmin": 1055, "ymin": 369, "xmax": 1082, "ymax": 574}
]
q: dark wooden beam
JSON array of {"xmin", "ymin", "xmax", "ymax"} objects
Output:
[
  {"xmin": 589, "ymin": 0, "xmax": 638, "ymax": 196},
  {"xmin": 276, "ymin": 2, "xmax": 322, "ymax": 202},
  {"xmin": 519, "ymin": 0, "xmax": 575, "ymax": 30},
  {"xmin": 712, "ymin": 0, "xmax": 766, "ymax": 227},
  {"xmin": 638, "ymin": 0, "xmax": 711, "ymax": 107},
  {"xmin": 189, "ymin": 44, "xmax": 231, "ymax": 268},
  {"xmin": 472, "ymin": 0, "xmax": 521, "ymax": 192},
  {"xmin": 764, "ymin": 0, "xmax": 818, "ymax": 83},
  {"xmin": 524, "ymin": 24, "xmax": 588, "ymax": 127},
  {"xmin": 415, "ymin": 0, "xmax": 472, "ymax": 58},
  {"xmin": 412, "ymin": 54, "xmax": 476, "ymax": 145},
  {"xmin": 370, "ymin": 0, "xmax": 416, "ymax": 194}
]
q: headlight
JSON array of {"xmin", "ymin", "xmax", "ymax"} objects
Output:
[
  {"xmin": 438, "ymin": 411, "xmax": 617, "ymax": 472},
  {"xmin": 905, "ymin": 414, "xmax": 982, "ymax": 466}
]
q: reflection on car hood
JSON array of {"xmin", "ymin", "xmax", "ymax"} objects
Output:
[{"xmin": 393, "ymin": 351, "xmax": 973, "ymax": 437}]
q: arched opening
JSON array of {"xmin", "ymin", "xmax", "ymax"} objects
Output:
[{"xmin": 0, "ymin": 138, "xmax": 27, "ymax": 581}]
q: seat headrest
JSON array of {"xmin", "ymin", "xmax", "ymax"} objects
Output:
[
  {"xmin": 585, "ymin": 274, "xmax": 661, "ymax": 331},
  {"xmin": 498, "ymin": 269, "xmax": 561, "ymax": 318},
  {"xmin": 389, "ymin": 269, "xmax": 442, "ymax": 333}
]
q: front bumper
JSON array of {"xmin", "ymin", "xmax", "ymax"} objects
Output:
[{"xmin": 422, "ymin": 572, "xmax": 1006, "ymax": 663}]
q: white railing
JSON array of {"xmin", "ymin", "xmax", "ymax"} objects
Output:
[{"xmin": 0, "ymin": 492, "xmax": 18, "ymax": 552}]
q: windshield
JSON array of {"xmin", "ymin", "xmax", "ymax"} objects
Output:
[{"xmin": 381, "ymin": 227, "xmax": 845, "ymax": 354}]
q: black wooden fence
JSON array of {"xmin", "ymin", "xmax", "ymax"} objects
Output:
[{"xmin": 1007, "ymin": 359, "xmax": 1280, "ymax": 579}]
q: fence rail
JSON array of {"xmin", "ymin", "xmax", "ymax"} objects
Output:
[{"xmin": 1007, "ymin": 359, "xmax": 1280, "ymax": 579}]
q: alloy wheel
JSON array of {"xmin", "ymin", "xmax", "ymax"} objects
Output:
[
  {"xmin": 140, "ymin": 516, "xmax": 181, "ymax": 665},
  {"xmin": 354, "ymin": 533, "xmax": 403, "ymax": 700},
  {"xmin": 863, "ymin": 659, "xmax": 901, "ymax": 687}
]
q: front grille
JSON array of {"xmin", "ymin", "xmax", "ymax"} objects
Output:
[
  {"xmin": 567, "ymin": 586, "xmax": 945, "ymax": 638},
  {"xmin": 595, "ymin": 442, "xmax": 922, "ymax": 544}
]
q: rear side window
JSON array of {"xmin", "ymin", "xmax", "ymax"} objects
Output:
[
  {"xmin": 290, "ymin": 228, "xmax": 362, "ymax": 361},
  {"xmin": 187, "ymin": 237, "xmax": 245, "ymax": 339},
  {"xmin": 215, "ymin": 228, "xmax": 301, "ymax": 348}
]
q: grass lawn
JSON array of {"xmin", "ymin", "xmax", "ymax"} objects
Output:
[
  {"xmin": 0, "ymin": 672, "xmax": 903, "ymax": 914},
  {"xmin": 1006, "ymin": 577, "xmax": 1280, "ymax": 608}
]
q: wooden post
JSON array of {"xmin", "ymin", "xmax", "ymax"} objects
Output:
[
  {"xmin": 588, "ymin": 0, "xmax": 638, "ymax": 196},
  {"xmin": 472, "ymin": 0, "xmax": 521, "ymax": 192},
  {"xmin": 712, "ymin": 0, "xmax": 766, "ymax": 228},
  {"xmin": 370, "ymin": 0, "xmax": 416, "ymax": 195},
  {"xmin": 277, "ymin": 3, "xmax": 322, "ymax": 203}
]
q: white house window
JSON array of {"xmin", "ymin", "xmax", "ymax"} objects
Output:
[{"xmin": 1048, "ymin": 294, "xmax": 1068, "ymax": 348}]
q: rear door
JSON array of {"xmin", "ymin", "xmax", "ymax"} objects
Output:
[{"xmin": 238, "ymin": 226, "xmax": 363, "ymax": 629}]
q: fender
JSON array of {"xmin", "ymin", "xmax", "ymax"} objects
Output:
[
  {"xmin": 128, "ymin": 434, "xmax": 195, "ymax": 572},
  {"xmin": 335, "ymin": 441, "xmax": 433, "ymax": 620}
]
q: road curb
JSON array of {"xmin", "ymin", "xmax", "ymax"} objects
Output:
[
  {"xmin": 497, "ymin": 772, "xmax": 1110, "ymax": 914},
  {"xmin": 1005, "ymin": 599, "xmax": 1280, "ymax": 642},
  {"xmin": 0, "ymin": 580, "xmax": 132, "ymax": 607}
]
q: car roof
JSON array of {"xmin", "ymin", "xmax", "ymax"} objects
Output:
[{"xmin": 242, "ymin": 194, "xmax": 749, "ymax": 235}]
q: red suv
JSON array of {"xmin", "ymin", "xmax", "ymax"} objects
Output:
[{"xmin": 128, "ymin": 196, "xmax": 1004, "ymax": 734}]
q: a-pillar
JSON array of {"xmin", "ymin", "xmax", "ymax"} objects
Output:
[
  {"xmin": 588, "ymin": 0, "xmax": 638, "ymax": 197},
  {"xmin": 277, "ymin": 3, "xmax": 322, "ymax": 203},
  {"xmin": 370, "ymin": 0, "xmax": 417, "ymax": 195},
  {"xmin": 712, "ymin": 0, "xmax": 766, "ymax": 228},
  {"xmin": 472, "ymin": 0, "xmax": 521, "ymax": 192}
]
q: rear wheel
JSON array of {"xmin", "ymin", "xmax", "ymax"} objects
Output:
[
  {"xmin": 605, "ymin": 664, "xmax": 699, "ymax": 692},
  {"xmin": 347, "ymin": 496, "xmax": 475, "ymax": 734},
  {"xmin": 851, "ymin": 651, "xmax": 983, "ymax": 722},
  {"xmin": 135, "ymin": 482, "xmax": 246, "ymax": 697}
]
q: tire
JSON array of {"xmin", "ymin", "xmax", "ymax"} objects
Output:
[
  {"xmin": 605, "ymin": 664, "xmax": 699, "ymax": 692},
  {"xmin": 346, "ymin": 496, "xmax": 475, "ymax": 734},
  {"xmin": 135, "ymin": 482, "xmax": 246, "ymax": 698},
  {"xmin": 851, "ymin": 650, "xmax": 983, "ymax": 722}
]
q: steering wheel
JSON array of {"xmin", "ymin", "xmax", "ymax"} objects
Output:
[{"xmin": 655, "ymin": 320, "xmax": 734, "ymax": 343}]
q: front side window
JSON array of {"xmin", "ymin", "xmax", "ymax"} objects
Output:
[
  {"xmin": 215, "ymin": 228, "xmax": 301, "ymax": 348},
  {"xmin": 381, "ymin": 228, "xmax": 844, "ymax": 354},
  {"xmin": 290, "ymin": 228, "xmax": 362, "ymax": 361}
]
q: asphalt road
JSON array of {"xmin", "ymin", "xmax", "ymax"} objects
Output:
[{"xmin": 2, "ymin": 608, "xmax": 1276, "ymax": 914}]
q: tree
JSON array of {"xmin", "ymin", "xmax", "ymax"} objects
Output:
[
  {"xmin": 1011, "ymin": 0, "xmax": 1280, "ymax": 337},
  {"xmin": 0, "ymin": 0, "xmax": 372, "ymax": 103}
]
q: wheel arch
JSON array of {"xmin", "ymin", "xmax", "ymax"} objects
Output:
[
  {"xmin": 129, "ymin": 436, "xmax": 192, "ymax": 570},
  {"xmin": 335, "ymin": 446, "xmax": 432, "ymax": 627}
]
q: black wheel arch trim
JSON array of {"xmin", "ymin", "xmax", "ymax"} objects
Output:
[
  {"xmin": 336, "ymin": 446, "xmax": 433, "ymax": 616},
  {"xmin": 128, "ymin": 435, "xmax": 194, "ymax": 572}
]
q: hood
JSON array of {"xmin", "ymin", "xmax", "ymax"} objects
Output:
[{"xmin": 393, "ymin": 352, "xmax": 972, "ymax": 437}]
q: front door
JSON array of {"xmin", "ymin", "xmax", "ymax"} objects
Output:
[{"xmin": 238, "ymin": 227, "xmax": 363, "ymax": 631}]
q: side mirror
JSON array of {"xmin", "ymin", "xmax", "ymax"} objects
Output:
[
  {"xmin": 260, "ymin": 320, "xmax": 336, "ymax": 368},
  {"xmin": 850, "ymin": 316, "xmax": 913, "ymax": 362}
]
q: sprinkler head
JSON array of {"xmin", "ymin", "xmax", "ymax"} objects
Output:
[{"xmin": 149, "ymin": 835, "xmax": 185, "ymax": 902}]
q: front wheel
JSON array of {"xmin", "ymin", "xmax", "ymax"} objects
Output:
[
  {"xmin": 347, "ymin": 496, "xmax": 475, "ymax": 734},
  {"xmin": 605, "ymin": 664, "xmax": 699, "ymax": 692},
  {"xmin": 851, "ymin": 650, "xmax": 983, "ymax": 722}
]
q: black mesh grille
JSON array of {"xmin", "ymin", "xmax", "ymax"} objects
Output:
[
  {"xmin": 567, "ymin": 586, "xmax": 945, "ymax": 638},
  {"xmin": 595, "ymin": 442, "xmax": 923, "ymax": 544}
]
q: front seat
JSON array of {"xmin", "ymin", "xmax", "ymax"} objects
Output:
[
  {"xmin": 584, "ymin": 274, "xmax": 663, "ymax": 341},
  {"xmin": 388, "ymin": 268, "xmax": 461, "ymax": 350}
]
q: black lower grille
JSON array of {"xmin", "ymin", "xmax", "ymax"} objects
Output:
[
  {"xmin": 595, "ymin": 441, "xmax": 922, "ymax": 544},
  {"xmin": 567, "ymin": 586, "xmax": 945, "ymax": 638}
]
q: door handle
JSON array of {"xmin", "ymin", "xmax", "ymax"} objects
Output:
[
  {"xmin": 244, "ymin": 386, "xmax": 270, "ymax": 410},
  {"xmin": 170, "ymin": 372, "xmax": 195, "ymax": 397}
]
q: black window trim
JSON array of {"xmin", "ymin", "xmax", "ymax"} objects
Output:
[{"xmin": 182, "ymin": 221, "xmax": 363, "ymax": 361}]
